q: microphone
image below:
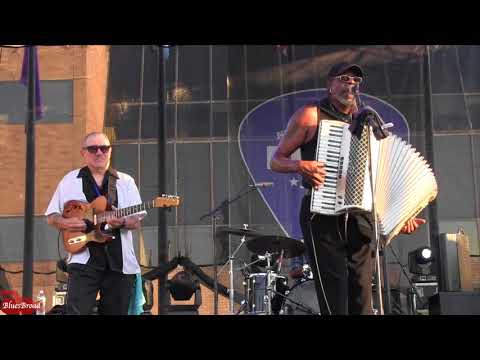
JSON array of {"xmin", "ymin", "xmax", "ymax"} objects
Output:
[
  {"xmin": 248, "ymin": 182, "xmax": 274, "ymax": 188},
  {"xmin": 353, "ymin": 83, "xmax": 363, "ymax": 108}
]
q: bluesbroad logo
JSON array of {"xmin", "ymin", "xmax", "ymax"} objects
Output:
[{"xmin": 0, "ymin": 290, "xmax": 41, "ymax": 315}]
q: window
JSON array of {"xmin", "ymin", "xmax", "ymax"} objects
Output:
[{"xmin": 0, "ymin": 80, "xmax": 73, "ymax": 123}]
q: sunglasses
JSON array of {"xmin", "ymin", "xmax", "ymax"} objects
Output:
[
  {"xmin": 332, "ymin": 75, "xmax": 363, "ymax": 84},
  {"xmin": 83, "ymin": 145, "xmax": 111, "ymax": 154}
]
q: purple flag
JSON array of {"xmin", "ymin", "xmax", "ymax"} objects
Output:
[{"xmin": 20, "ymin": 46, "xmax": 43, "ymax": 120}]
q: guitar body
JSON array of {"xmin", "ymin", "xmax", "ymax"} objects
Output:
[
  {"xmin": 61, "ymin": 194, "xmax": 181, "ymax": 254},
  {"xmin": 62, "ymin": 196, "xmax": 114, "ymax": 254}
]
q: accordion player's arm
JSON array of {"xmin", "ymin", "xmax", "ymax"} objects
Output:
[{"xmin": 270, "ymin": 106, "xmax": 326, "ymax": 187}]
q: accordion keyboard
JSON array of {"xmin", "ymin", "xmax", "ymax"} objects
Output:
[{"xmin": 311, "ymin": 120, "xmax": 345, "ymax": 214}]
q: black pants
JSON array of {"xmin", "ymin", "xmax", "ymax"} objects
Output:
[
  {"xmin": 65, "ymin": 264, "xmax": 135, "ymax": 315},
  {"xmin": 300, "ymin": 196, "xmax": 375, "ymax": 315}
]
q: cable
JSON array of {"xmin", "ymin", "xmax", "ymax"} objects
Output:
[
  {"xmin": 308, "ymin": 214, "xmax": 332, "ymax": 315},
  {"xmin": 0, "ymin": 265, "xmax": 56, "ymax": 275},
  {"xmin": 388, "ymin": 245, "xmax": 427, "ymax": 308},
  {"xmin": 0, "ymin": 266, "xmax": 23, "ymax": 274}
]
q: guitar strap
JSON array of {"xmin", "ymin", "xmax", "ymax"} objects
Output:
[{"xmin": 107, "ymin": 173, "xmax": 117, "ymax": 207}]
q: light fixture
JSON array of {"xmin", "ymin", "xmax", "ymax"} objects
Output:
[
  {"xmin": 167, "ymin": 270, "xmax": 202, "ymax": 315},
  {"xmin": 168, "ymin": 271, "xmax": 198, "ymax": 301},
  {"xmin": 408, "ymin": 246, "xmax": 436, "ymax": 280}
]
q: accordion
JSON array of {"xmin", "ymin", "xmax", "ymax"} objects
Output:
[{"xmin": 310, "ymin": 119, "xmax": 438, "ymax": 245}]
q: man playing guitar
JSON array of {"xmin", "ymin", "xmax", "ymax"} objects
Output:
[{"xmin": 45, "ymin": 132, "xmax": 145, "ymax": 315}]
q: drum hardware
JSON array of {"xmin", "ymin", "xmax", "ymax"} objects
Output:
[
  {"xmin": 302, "ymin": 264, "xmax": 313, "ymax": 279},
  {"xmin": 270, "ymin": 288, "xmax": 319, "ymax": 315},
  {"xmin": 212, "ymin": 217, "xmax": 317, "ymax": 315},
  {"xmin": 217, "ymin": 224, "xmax": 251, "ymax": 314}
]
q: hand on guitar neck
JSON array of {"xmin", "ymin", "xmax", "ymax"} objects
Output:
[{"xmin": 107, "ymin": 206, "xmax": 142, "ymax": 230}]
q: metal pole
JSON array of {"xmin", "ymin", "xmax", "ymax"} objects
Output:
[
  {"xmin": 228, "ymin": 237, "xmax": 234, "ymax": 313},
  {"xmin": 381, "ymin": 247, "xmax": 392, "ymax": 314},
  {"xmin": 212, "ymin": 214, "xmax": 218, "ymax": 314},
  {"xmin": 423, "ymin": 45, "xmax": 443, "ymax": 291},
  {"xmin": 368, "ymin": 125, "xmax": 384, "ymax": 315},
  {"xmin": 157, "ymin": 45, "xmax": 169, "ymax": 314},
  {"xmin": 22, "ymin": 46, "xmax": 36, "ymax": 300},
  {"xmin": 22, "ymin": 46, "xmax": 36, "ymax": 299}
]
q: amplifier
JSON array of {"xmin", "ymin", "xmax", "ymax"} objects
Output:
[
  {"xmin": 407, "ymin": 282, "xmax": 438, "ymax": 314},
  {"xmin": 429, "ymin": 292, "xmax": 480, "ymax": 315}
]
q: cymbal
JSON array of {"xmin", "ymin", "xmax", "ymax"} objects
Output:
[
  {"xmin": 246, "ymin": 235, "xmax": 305, "ymax": 259},
  {"xmin": 217, "ymin": 227, "xmax": 265, "ymax": 237}
]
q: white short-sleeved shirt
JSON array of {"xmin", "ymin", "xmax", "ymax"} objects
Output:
[{"xmin": 45, "ymin": 168, "xmax": 144, "ymax": 274}]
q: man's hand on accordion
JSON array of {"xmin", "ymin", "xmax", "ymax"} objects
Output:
[
  {"xmin": 400, "ymin": 217, "xmax": 426, "ymax": 234},
  {"xmin": 298, "ymin": 160, "xmax": 326, "ymax": 189}
]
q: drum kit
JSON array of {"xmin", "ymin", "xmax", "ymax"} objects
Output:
[{"xmin": 218, "ymin": 225, "xmax": 321, "ymax": 315}]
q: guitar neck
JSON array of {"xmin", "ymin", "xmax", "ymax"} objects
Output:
[{"xmin": 97, "ymin": 200, "xmax": 155, "ymax": 222}]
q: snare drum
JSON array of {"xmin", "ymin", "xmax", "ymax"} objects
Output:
[{"xmin": 282, "ymin": 279, "xmax": 319, "ymax": 315}]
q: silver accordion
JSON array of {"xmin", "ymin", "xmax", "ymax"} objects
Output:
[{"xmin": 310, "ymin": 119, "xmax": 438, "ymax": 245}]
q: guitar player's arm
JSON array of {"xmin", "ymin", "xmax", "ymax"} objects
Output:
[{"xmin": 47, "ymin": 213, "xmax": 87, "ymax": 232}]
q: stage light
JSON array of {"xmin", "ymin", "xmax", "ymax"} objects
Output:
[
  {"xmin": 167, "ymin": 270, "xmax": 202, "ymax": 315},
  {"xmin": 421, "ymin": 248, "xmax": 432, "ymax": 261},
  {"xmin": 408, "ymin": 246, "xmax": 435, "ymax": 277},
  {"xmin": 168, "ymin": 271, "xmax": 198, "ymax": 301}
]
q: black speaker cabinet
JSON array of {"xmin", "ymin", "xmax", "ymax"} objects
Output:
[{"xmin": 429, "ymin": 292, "xmax": 480, "ymax": 315}]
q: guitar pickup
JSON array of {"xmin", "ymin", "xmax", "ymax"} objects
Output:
[{"xmin": 68, "ymin": 235, "xmax": 87, "ymax": 245}]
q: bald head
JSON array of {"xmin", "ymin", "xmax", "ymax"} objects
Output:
[{"xmin": 82, "ymin": 132, "xmax": 110, "ymax": 149}]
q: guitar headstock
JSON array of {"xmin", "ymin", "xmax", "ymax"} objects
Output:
[{"xmin": 153, "ymin": 194, "xmax": 181, "ymax": 208}]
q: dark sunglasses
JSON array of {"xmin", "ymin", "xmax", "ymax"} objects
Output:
[
  {"xmin": 83, "ymin": 145, "xmax": 111, "ymax": 154},
  {"xmin": 332, "ymin": 75, "xmax": 363, "ymax": 84}
]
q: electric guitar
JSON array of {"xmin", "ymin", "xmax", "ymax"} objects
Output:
[{"xmin": 62, "ymin": 194, "xmax": 180, "ymax": 254}]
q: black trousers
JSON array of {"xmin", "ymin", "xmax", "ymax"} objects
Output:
[
  {"xmin": 300, "ymin": 196, "xmax": 375, "ymax": 315},
  {"xmin": 65, "ymin": 264, "xmax": 135, "ymax": 315}
]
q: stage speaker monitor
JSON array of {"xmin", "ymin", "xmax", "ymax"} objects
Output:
[
  {"xmin": 438, "ymin": 232, "xmax": 473, "ymax": 291},
  {"xmin": 429, "ymin": 292, "xmax": 480, "ymax": 315}
]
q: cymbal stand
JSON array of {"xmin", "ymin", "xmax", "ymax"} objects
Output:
[
  {"xmin": 218, "ymin": 229, "xmax": 248, "ymax": 314},
  {"xmin": 264, "ymin": 252, "xmax": 275, "ymax": 315},
  {"xmin": 277, "ymin": 249, "xmax": 284, "ymax": 273}
]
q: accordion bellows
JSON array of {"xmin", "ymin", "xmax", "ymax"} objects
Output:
[{"xmin": 310, "ymin": 120, "xmax": 438, "ymax": 245}]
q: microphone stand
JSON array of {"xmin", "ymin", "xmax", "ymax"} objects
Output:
[
  {"xmin": 354, "ymin": 87, "xmax": 391, "ymax": 315},
  {"xmin": 199, "ymin": 183, "xmax": 262, "ymax": 314}
]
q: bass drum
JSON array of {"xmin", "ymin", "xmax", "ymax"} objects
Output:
[{"xmin": 282, "ymin": 279, "xmax": 320, "ymax": 315}]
